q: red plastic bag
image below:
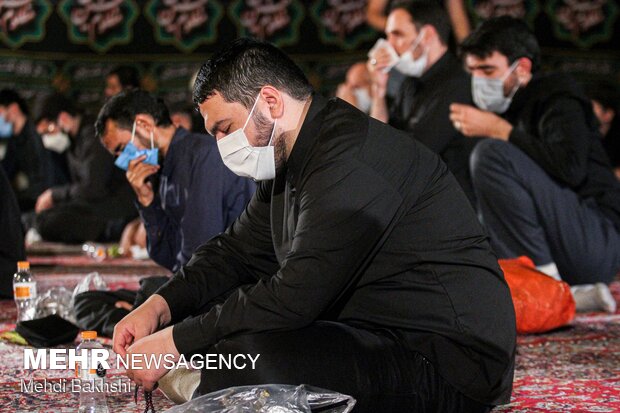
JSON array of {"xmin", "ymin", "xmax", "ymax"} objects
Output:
[{"xmin": 499, "ymin": 256, "xmax": 575, "ymax": 334}]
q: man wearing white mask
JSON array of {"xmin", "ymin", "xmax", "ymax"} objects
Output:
[
  {"xmin": 32, "ymin": 93, "xmax": 136, "ymax": 243},
  {"xmin": 112, "ymin": 38, "xmax": 516, "ymax": 412},
  {"xmin": 368, "ymin": 0, "xmax": 477, "ymax": 203},
  {"xmin": 450, "ymin": 17, "xmax": 620, "ymax": 312}
]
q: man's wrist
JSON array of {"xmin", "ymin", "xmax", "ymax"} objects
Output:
[
  {"xmin": 494, "ymin": 119, "xmax": 513, "ymax": 141},
  {"xmin": 137, "ymin": 193, "xmax": 154, "ymax": 207},
  {"xmin": 146, "ymin": 294, "xmax": 172, "ymax": 327}
]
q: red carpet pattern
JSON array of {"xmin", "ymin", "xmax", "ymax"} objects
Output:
[{"xmin": 0, "ymin": 248, "xmax": 618, "ymax": 412}]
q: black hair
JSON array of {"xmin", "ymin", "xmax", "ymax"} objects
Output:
[
  {"xmin": 95, "ymin": 89, "xmax": 172, "ymax": 139},
  {"xmin": 389, "ymin": 0, "xmax": 451, "ymax": 45},
  {"xmin": 35, "ymin": 93, "xmax": 79, "ymax": 123},
  {"xmin": 193, "ymin": 38, "xmax": 313, "ymax": 108},
  {"xmin": 460, "ymin": 16, "xmax": 541, "ymax": 72},
  {"xmin": 106, "ymin": 65, "xmax": 141, "ymax": 89},
  {"xmin": 0, "ymin": 88, "xmax": 29, "ymax": 116}
]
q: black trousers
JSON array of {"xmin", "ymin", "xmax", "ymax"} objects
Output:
[
  {"xmin": 195, "ymin": 321, "xmax": 492, "ymax": 413},
  {"xmin": 35, "ymin": 201, "xmax": 129, "ymax": 244},
  {"xmin": 470, "ymin": 139, "xmax": 620, "ymax": 285}
]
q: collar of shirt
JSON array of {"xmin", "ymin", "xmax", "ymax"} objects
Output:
[{"xmin": 285, "ymin": 93, "xmax": 329, "ymax": 188}]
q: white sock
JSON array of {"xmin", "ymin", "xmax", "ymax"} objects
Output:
[
  {"xmin": 536, "ymin": 262, "xmax": 562, "ymax": 281},
  {"xmin": 571, "ymin": 283, "xmax": 617, "ymax": 313}
]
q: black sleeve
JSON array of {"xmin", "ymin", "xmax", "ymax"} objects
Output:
[
  {"xmin": 52, "ymin": 127, "xmax": 113, "ymax": 202},
  {"xmin": 167, "ymin": 159, "xmax": 404, "ymax": 356},
  {"xmin": 509, "ymin": 95, "xmax": 592, "ymax": 187},
  {"xmin": 155, "ymin": 181, "xmax": 279, "ymax": 323}
]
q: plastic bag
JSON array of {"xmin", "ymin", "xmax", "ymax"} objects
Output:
[
  {"xmin": 35, "ymin": 287, "xmax": 74, "ymax": 322},
  {"xmin": 72, "ymin": 271, "xmax": 108, "ymax": 297},
  {"xmin": 164, "ymin": 384, "xmax": 356, "ymax": 413},
  {"xmin": 499, "ymin": 256, "xmax": 575, "ymax": 334}
]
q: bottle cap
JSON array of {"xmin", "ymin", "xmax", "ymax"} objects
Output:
[
  {"xmin": 17, "ymin": 261, "xmax": 30, "ymax": 271},
  {"xmin": 81, "ymin": 331, "xmax": 97, "ymax": 340}
]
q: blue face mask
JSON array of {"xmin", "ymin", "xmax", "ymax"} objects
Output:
[
  {"xmin": 0, "ymin": 114, "xmax": 13, "ymax": 139},
  {"xmin": 114, "ymin": 121, "xmax": 159, "ymax": 171}
]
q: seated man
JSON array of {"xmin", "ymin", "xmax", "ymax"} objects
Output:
[
  {"xmin": 335, "ymin": 62, "xmax": 373, "ymax": 114},
  {"xmin": 0, "ymin": 167, "xmax": 25, "ymax": 297},
  {"xmin": 450, "ymin": 17, "xmax": 620, "ymax": 311},
  {"xmin": 0, "ymin": 89, "xmax": 58, "ymax": 211},
  {"xmin": 368, "ymin": 0, "xmax": 478, "ymax": 203},
  {"xmin": 33, "ymin": 94, "xmax": 136, "ymax": 243},
  {"xmin": 113, "ymin": 39, "xmax": 516, "ymax": 412},
  {"xmin": 95, "ymin": 90, "xmax": 256, "ymax": 272}
]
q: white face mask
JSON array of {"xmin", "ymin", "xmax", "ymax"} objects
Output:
[
  {"xmin": 217, "ymin": 94, "xmax": 277, "ymax": 181},
  {"xmin": 353, "ymin": 87, "xmax": 372, "ymax": 113},
  {"xmin": 42, "ymin": 131, "xmax": 71, "ymax": 153},
  {"xmin": 394, "ymin": 28, "xmax": 427, "ymax": 77},
  {"xmin": 472, "ymin": 61, "xmax": 520, "ymax": 113}
]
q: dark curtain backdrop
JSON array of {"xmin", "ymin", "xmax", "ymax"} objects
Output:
[{"xmin": 0, "ymin": 0, "xmax": 618, "ymax": 121}]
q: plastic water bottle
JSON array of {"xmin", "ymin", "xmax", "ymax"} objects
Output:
[
  {"xmin": 77, "ymin": 331, "xmax": 109, "ymax": 413},
  {"xmin": 13, "ymin": 261, "xmax": 37, "ymax": 322}
]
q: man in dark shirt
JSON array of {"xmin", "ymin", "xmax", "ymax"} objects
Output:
[
  {"xmin": 32, "ymin": 94, "xmax": 136, "ymax": 243},
  {"xmin": 95, "ymin": 90, "xmax": 255, "ymax": 272},
  {"xmin": 368, "ymin": 1, "xmax": 476, "ymax": 202},
  {"xmin": 0, "ymin": 89, "xmax": 55, "ymax": 211},
  {"xmin": 113, "ymin": 39, "xmax": 516, "ymax": 412},
  {"xmin": 450, "ymin": 17, "xmax": 620, "ymax": 310}
]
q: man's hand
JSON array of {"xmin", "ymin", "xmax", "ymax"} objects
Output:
[
  {"xmin": 35, "ymin": 189, "xmax": 54, "ymax": 213},
  {"xmin": 126, "ymin": 155, "xmax": 159, "ymax": 207},
  {"xmin": 113, "ymin": 294, "xmax": 171, "ymax": 358},
  {"xmin": 449, "ymin": 103, "xmax": 513, "ymax": 140},
  {"xmin": 125, "ymin": 326, "xmax": 179, "ymax": 391}
]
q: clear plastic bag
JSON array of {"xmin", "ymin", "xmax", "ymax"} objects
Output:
[
  {"xmin": 35, "ymin": 287, "xmax": 74, "ymax": 322},
  {"xmin": 163, "ymin": 384, "xmax": 356, "ymax": 413},
  {"xmin": 72, "ymin": 271, "xmax": 108, "ymax": 299}
]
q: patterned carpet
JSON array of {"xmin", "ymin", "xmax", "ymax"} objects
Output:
[{"xmin": 1, "ymin": 247, "xmax": 618, "ymax": 412}]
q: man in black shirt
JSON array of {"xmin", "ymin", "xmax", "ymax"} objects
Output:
[
  {"xmin": 368, "ymin": 1, "xmax": 477, "ymax": 203},
  {"xmin": 450, "ymin": 17, "xmax": 620, "ymax": 309},
  {"xmin": 32, "ymin": 94, "xmax": 136, "ymax": 243},
  {"xmin": 0, "ymin": 89, "xmax": 55, "ymax": 212},
  {"xmin": 114, "ymin": 39, "xmax": 515, "ymax": 412}
]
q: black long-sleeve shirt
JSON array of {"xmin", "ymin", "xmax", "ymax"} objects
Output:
[
  {"xmin": 505, "ymin": 73, "xmax": 620, "ymax": 229},
  {"xmin": 388, "ymin": 52, "xmax": 479, "ymax": 202},
  {"xmin": 157, "ymin": 96, "xmax": 516, "ymax": 405},
  {"xmin": 50, "ymin": 116, "xmax": 135, "ymax": 219},
  {"xmin": 1, "ymin": 120, "xmax": 52, "ymax": 211}
]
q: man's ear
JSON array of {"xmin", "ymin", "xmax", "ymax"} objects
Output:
[
  {"xmin": 259, "ymin": 86, "xmax": 284, "ymax": 119},
  {"xmin": 515, "ymin": 57, "xmax": 533, "ymax": 83},
  {"xmin": 134, "ymin": 113, "xmax": 156, "ymax": 132}
]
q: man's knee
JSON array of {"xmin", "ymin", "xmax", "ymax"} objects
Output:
[{"xmin": 469, "ymin": 139, "xmax": 513, "ymax": 181}]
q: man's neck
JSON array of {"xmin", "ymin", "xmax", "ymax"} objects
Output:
[
  {"xmin": 155, "ymin": 125, "xmax": 177, "ymax": 157},
  {"xmin": 284, "ymin": 96, "xmax": 313, "ymax": 160},
  {"xmin": 425, "ymin": 44, "xmax": 448, "ymax": 72},
  {"xmin": 13, "ymin": 113, "xmax": 26, "ymax": 136}
]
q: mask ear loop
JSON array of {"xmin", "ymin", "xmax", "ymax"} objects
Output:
[
  {"xmin": 149, "ymin": 130, "xmax": 154, "ymax": 150},
  {"xmin": 503, "ymin": 61, "xmax": 521, "ymax": 99},
  {"xmin": 243, "ymin": 93, "xmax": 262, "ymax": 131},
  {"xmin": 131, "ymin": 120, "xmax": 137, "ymax": 145},
  {"xmin": 267, "ymin": 119, "xmax": 277, "ymax": 147}
]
